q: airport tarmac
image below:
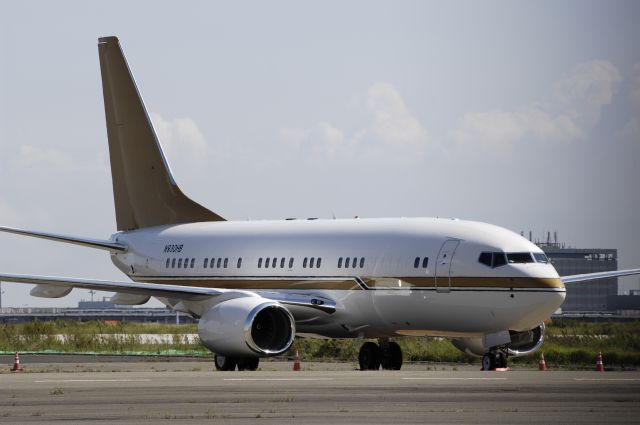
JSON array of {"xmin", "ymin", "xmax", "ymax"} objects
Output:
[{"xmin": 1, "ymin": 357, "xmax": 639, "ymax": 424}]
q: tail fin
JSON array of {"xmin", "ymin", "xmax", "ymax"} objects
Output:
[{"xmin": 97, "ymin": 36, "xmax": 224, "ymax": 231}]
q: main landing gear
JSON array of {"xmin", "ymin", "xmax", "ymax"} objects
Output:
[
  {"xmin": 358, "ymin": 339, "xmax": 403, "ymax": 370},
  {"xmin": 214, "ymin": 354, "xmax": 260, "ymax": 371},
  {"xmin": 481, "ymin": 349, "xmax": 508, "ymax": 371}
]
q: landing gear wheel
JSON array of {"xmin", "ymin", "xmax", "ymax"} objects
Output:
[
  {"xmin": 482, "ymin": 353, "xmax": 496, "ymax": 371},
  {"xmin": 237, "ymin": 357, "xmax": 260, "ymax": 371},
  {"xmin": 380, "ymin": 341, "xmax": 403, "ymax": 370},
  {"xmin": 359, "ymin": 342, "xmax": 381, "ymax": 370},
  {"xmin": 496, "ymin": 352, "xmax": 508, "ymax": 369},
  {"xmin": 214, "ymin": 354, "xmax": 237, "ymax": 371}
]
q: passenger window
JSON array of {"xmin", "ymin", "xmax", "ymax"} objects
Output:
[
  {"xmin": 360, "ymin": 258, "xmax": 365, "ymax": 268},
  {"xmin": 224, "ymin": 258, "xmax": 228, "ymax": 268},
  {"xmin": 204, "ymin": 258, "xmax": 208, "ymax": 268},
  {"xmin": 345, "ymin": 257, "xmax": 350, "ymax": 268},
  {"xmin": 210, "ymin": 258, "xmax": 215, "ymax": 268},
  {"xmin": 237, "ymin": 258, "xmax": 242, "ymax": 268},
  {"xmin": 272, "ymin": 258, "xmax": 277, "ymax": 268},
  {"xmin": 422, "ymin": 257, "xmax": 428, "ymax": 268},
  {"xmin": 303, "ymin": 258, "xmax": 308, "ymax": 268},
  {"xmin": 414, "ymin": 257, "xmax": 420, "ymax": 268},
  {"xmin": 338, "ymin": 257, "xmax": 343, "ymax": 268},
  {"xmin": 172, "ymin": 258, "xmax": 176, "ymax": 268},
  {"xmin": 265, "ymin": 258, "xmax": 270, "ymax": 268},
  {"xmin": 317, "ymin": 258, "xmax": 322, "ymax": 268},
  {"xmin": 166, "ymin": 258, "xmax": 170, "ymax": 268},
  {"xmin": 258, "ymin": 258, "xmax": 262, "ymax": 268},
  {"xmin": 289, "ymin": 258, "xmax": 294, "ymax": 268},
  {"xmin": 352, "ymin": 257, "xmax": 357, "ymax": 268},
  {"xmin": 493, "ymin": 252, "xmax": 507, "ymax": 267},
  {"xmin": 178, "ymin": 259, "xmax": 182, "ymax": 268},
  {"xmin": 310, "ymin": 257, "xmax": 315, "ymax": 268},
  {"xmin": 190, "ymin": 258, "xmax": 195, "ymax": 268},
  {"xmin": 217, "ymin": 258, "xmax": 222, "ymax": 268},
  {"xmin": 280, "ymin": 258, "xmax": 285, "ymax": 268}
]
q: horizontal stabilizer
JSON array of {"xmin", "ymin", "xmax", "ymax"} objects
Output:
[
  {"xmin": 0, "ymin": 226, "xmax": 127, "ymax": 252},
  {"xmin": 561, "ymin": 268, "xmax": 640, "ymax": 284}
]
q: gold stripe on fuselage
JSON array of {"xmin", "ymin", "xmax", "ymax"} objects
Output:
[{"xmin": 134, "ymin": 276, "xmax": 564, "ymax": 291}]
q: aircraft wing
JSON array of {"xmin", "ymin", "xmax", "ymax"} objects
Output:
[
  {"xmin": 0, "ymin": 273, "xmax": 336, "ymax": 313},
  {"xmin": 561, "ymin": 268, "xmax": 640, "ymax": 284}
]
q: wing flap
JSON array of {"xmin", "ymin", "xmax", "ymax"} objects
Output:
[
  {"xmin": 0, "ymin": 273, "xmax": 219, "ymax": 301},
  {"xmin": 0, "ymin": 273, "xmax": 338, "ymax": 313}
]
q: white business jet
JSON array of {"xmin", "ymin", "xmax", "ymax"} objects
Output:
[{"xmin": 2, "ymin": 37, "xmax": 638, "ymax": 371}]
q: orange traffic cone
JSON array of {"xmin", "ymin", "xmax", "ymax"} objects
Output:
[
  {"xmin": 10, "ymin": 352, "xmax": 23, "ymax": 372},
  {"xmin": 596, "ymin": 351, "xmax": 604, "ymax": 372},
  {"xmin": 538, "ymin": 352, "xmax": 548, "ymax": 371},
  {"xmin": 293, "ymin": 350, "xmax": 301, "ymax": 371}
]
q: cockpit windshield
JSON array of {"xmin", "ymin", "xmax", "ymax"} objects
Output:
[
  {"xmin": 507, "ymin": 252, "xmax": 534, "ymax": 263},
  {"xmin": 478, "ymin": 251, "xmax": 549, "ymax": 268}
]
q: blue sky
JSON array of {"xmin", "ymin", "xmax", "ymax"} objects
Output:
[{"xmin": 1, "ymin": 1, "xmax": 639, "ymax": 306}]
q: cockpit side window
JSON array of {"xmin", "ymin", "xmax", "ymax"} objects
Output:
[
  {"xmin": 507, "ymin": 252, "xmax": 534, "ymax": 263},
  {"xmin": 493, "ymin": 252, "xmax": 507, "ymax": 267},
  {"xmin": 478, "ymin": 252, "xmax": 492, "ymax": 267},
  {"xmin": 533, "ymin": 253, "xmax": 548, "ymax": 263}
]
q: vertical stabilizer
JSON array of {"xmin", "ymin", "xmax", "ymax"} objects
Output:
[{"xmin": 98, "ymin": 36, "xmax": 224, "ymax": 231}]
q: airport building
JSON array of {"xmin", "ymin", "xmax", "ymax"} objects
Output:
[{"xmin": 531, "ymin": 232, "xmax": 618, "ymax": 313}]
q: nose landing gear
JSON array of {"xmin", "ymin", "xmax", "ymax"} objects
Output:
[
  {"xmin": 481, "ymin": 349, "xmax": 508, "ymax": 371},
  {"xmin": 358, "ymin": 339, "xmax": 403, "ymax": 370}
]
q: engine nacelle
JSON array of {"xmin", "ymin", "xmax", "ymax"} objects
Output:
[
  {"xmin": 452, "ymin": 323, "xmax": 546, "ymax": 357},
  {"xmin": 198, "ymin": 297, "xmax": 296, "ymax": 357}
]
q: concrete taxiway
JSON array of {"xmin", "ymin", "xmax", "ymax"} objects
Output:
[{"xmin": 1, "ymin": 358, "xmax": 639, "ymax": 424}]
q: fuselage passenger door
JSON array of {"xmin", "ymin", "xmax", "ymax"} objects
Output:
[{"xmin": 434, "ymin": 239, "xmax": 460, "ymax": 293}]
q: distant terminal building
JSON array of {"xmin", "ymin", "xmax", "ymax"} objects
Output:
[{"xmin": 526, "ymin": 231, "xmax": 618, "ymax": 313}]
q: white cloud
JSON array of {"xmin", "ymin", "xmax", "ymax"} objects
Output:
[
  {"xmin": 149, "ymin": 113, "xmax": 209, "ymax": 170},
  {"xmin": 545, "ymin": 60, "xmax": 621, "ymax": 128},
  {"xmin": 151, "ymin": 112, "xmax": 207, "ymax": 153},
  {"xmin": 451, "ymin": 60, "xmax": 622, "ymax": 152},
  {"xmin": 280, "ymin": 83, "xmax": 428, "ymax": 160},
  {"xmin": 365, "ymin": 83, "xmax": 428, "ymax": 148}
]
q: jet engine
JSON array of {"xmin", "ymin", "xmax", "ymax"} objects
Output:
[
  {"xmin": 198, "ymin": 297, "xmax": 296, "ymax": 357},
  {"xmin": 451, "ymin": 323, "xmax": 545, "ymax": 357}
]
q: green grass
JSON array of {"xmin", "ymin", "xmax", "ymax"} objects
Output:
[{"xmin": 1, "ymin": 319, "xmax": 639, "ymax": 366}]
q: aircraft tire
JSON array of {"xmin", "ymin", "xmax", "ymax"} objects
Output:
[
  {"xmin": 214, "ymin": 354, "xmax": 237, "ymax": 371},
  {"xmin": 359, "ymin": 341, "xmax": 381, "ymax": 370},
  {"xmin": 237, "ymin": 357, "xmax": 260, "ymax": 371},
  {"xmin": 481, "ymin": 353, "xmax": 496, "ymax": 371},
  {"xmin": 379, "ymin": 341, "xmax": 403, "ymax": 370}
]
